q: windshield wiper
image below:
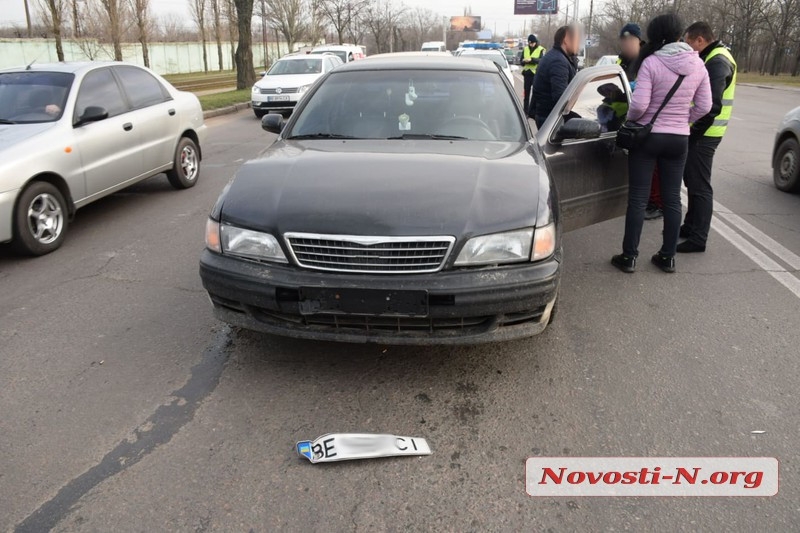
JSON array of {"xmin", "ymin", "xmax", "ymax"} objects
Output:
[
  {"xmin": 0, "ymin": 118, "xmax": 16, "ymax": 124},
  {"xmin": 287, "ymin": 133, "xmax": 359, "ymax": 140},
  {"xmin": 387, "ymin": 133, "xmax": 469, "ymax": 140}
]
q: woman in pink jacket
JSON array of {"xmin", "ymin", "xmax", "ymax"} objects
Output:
[{"xmin": 612, "ymin": 13, "xmax": 712, "ymax": 274}]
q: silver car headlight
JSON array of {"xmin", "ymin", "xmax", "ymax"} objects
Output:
[
  {"xmin": 219, "ymin": 223, "xmax": 287, "ymax": 263},
  {"xmin": 297, "ymin": 84, "xmax": 313, "ymax": 94},
  {"xmin": 455, "ymin": 227, "xmax": 534, "ymax": 266},
  {"xmin": 252, "ymin": 85, "xmax": 260, "ymax": 93}
]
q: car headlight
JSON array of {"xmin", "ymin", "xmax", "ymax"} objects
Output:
[
  {"xmin": 531, "ymin": 223, "xmax": 556, "ymax": 261},
  {"xmin": 217, "ymin": 223, "xmax": 288, "ymax": 263},
  {"xmin": 455, "ymin": 228, "xmax": 533, "ymax": 266},
  {"xmin": 297, "ymin": 84, "xmax": 312, "ymax": 94},
  {"xmin": 252, "ymin": 85, "xmax": 260, "ymax": 93}
]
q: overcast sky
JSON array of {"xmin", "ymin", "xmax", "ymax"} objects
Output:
[{"xmin": 0, "ymin": 0, "xmax": 590, "ymax": 36}]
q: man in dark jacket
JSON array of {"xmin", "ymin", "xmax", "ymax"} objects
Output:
[
  {"xmin": 678, "ymin": 21, "xmax": 737, "ymax": 253},
  {"xmin": 532, "ymin": 25, "xmax": 580, "ymax": 128}
]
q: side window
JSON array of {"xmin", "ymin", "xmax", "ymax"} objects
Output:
[
  {"xmin": 566, "ymin": 74, "xmax": 628, "ymax": 134},
  {"xmin": 74, "ymin": 68, "xmax": 129, "ymax": 120},
  {"xmin": 113, "ymin": 66, "xmax": 169, "ymax": 109}
]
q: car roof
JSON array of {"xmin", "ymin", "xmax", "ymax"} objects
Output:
[
  {"xmin": 0, "ymin": 61, "xmax": 127, "ymax": 74},
  {"xmin": 345, "ymin": 54, "xmax": 496, "ymax": 72},
  {"xmin": 459, "ymin": 49, "xmax": 504, "ymax": 56},
  {"xmin": 313, "ymin": 44, "xmax": 359, "ymax": 50}
]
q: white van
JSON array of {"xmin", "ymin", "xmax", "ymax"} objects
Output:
[
  {"xmin": 421, "ymin": 41, "xmax": 447, "ymax": 53},
  {"xmin": 310, "ymin": 44, "xmax": 366, "ymax": 63}
]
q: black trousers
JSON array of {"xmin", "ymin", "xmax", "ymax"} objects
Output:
[
  {"xmin": 522, "ymin": 70, "xmax": 535, "ymax": 117},
  {"xmin": 682, "ymin": 136, "xmax": 722, "ymax": 246},
  {"xmin": 623, "ymin": 133, "xmax": 689, "ymax": 258}
]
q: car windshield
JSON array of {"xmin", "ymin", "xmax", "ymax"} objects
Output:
[
  {"xmin": 0, "ymin": 71, "xmax": 73, "ymax": 124},
  {"xmin": 462, "ymin": 53, "xmax": 507, "ymax": 69},
  {"xmin": 311, "ymin": 50, "xmax": 348, "ymax": 62},
  {"xmin": 288, "ymin": 69, "xmax": 525, "ymax": 142},
  {"xmin": 267, "ymin": 58, "xmax": 322, "ymax": 75}
]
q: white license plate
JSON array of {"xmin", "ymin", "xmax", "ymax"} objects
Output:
[
  {"xmin": 268, "ymin": 95, "xmax": 291, "ymax": 102},
  {"xmin": 297, "ymin": 433, "xmax": 431, "ymax": 463}
]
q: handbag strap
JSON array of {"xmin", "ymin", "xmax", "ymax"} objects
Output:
[{"xmin": 647, "ymin": 74, "xmax": 685, "ymax": 126}]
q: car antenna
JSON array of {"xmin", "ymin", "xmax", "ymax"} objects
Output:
[{"xmin": 25, "ymin": 59, "xmax": 36, "ymax": 70}]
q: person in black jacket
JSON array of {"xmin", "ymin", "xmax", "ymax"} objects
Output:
[{"xmin": 532, "ymin": 25, "xmax": 580, "ymax": 129}]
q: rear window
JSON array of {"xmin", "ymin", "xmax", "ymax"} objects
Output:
[{"xmin": 288, "ymin": 69, "xmax": 525, "ymax": 142}]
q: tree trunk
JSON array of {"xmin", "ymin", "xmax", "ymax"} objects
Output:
[
  {"xmin": 202, "ymin": 34, "xmax": 209, "ymax": 72},
  {"xmin": 234, "ymin": 0, "xmax": 256, "ymax": 89},
  {"xmin": 71, "ymin": 0, "xmax": 80, "ymax": 37},
  {"xmin": 47, "ymin": 0, "xmax": 65, "ymax": 61},
  {"xmin": 140, "ymin": 29, "xmax": 150, "ymax": 68},
  {"xmin": 24, "ymin": 0, "xmax": 32, "ymax": 37}
]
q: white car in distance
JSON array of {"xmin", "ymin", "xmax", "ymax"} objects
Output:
[
  {"xmin": 457, "ymin": 49, "xmax": 518, "ymax": 88},
  {"xmin": 251, "ymin": 54, "xmax": 343, "ymax": 118}
]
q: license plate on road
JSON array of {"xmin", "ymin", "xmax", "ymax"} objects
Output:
[
  {"xmin": 297, "ymin": 433, "xmax": 432, "ymax": 463},
  {"xmin": 268, "ymin": 95, "xmax": 290, "ymax": 102},
  {"xmin": 298, "ymin": 287, "xmax": 428, "ymax": 316}
]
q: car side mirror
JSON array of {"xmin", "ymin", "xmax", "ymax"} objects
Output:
[
  {"xmin": 75, "ymin": 106, "xmax": 108, "ymax": 127},
  {"xmin": 553, "ymin": 118, "xmax": 601, "ymax": 143},
  {"xmin": 261, "ymin": 113, "xmax": 285, "ymax": 134}
]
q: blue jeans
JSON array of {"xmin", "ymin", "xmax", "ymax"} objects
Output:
[{"xmin": 622, "ymin": 133, "xmax": 688, "ymax": 258}]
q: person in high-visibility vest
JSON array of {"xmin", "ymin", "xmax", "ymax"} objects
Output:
[
  {"xmin": 679, "ymin": 21, "xmax": 737, "ymax": 253},
  {"xmin": 520, "ymin": 34, "xmax": 546, "ymax": 118}
]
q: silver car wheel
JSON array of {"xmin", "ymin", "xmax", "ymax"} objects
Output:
[
  {"xmin": 27, "ymin": 193, "xmax": 64, "ymax": 245},
  {"xmin": 780, "ymin": 149, "xmax": 797, "ymax": 181},
  {"xmin": 181, "ymin": 145, "xmax": 199, "ymax": 182}
]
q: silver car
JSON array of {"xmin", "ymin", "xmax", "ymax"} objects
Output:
[
  {"xmin": 773, "ymin": 105, "xmax": 800, "ymax": 193},
  {"xmin": 0, "ymin": 62, "xmax": 207, "ymax": 255}
]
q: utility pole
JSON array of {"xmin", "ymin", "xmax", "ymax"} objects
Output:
[
  {"xmin": 23, "ymin": 0, "xmax": 32, "ymax": 37},
  {"xmin": 587, "ymin": 0, "xmax": 594, "ymax": 45}
]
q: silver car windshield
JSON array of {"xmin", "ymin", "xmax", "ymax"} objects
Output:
[
  {"xmin": 0, "ymin": 72, "xmax": 74, "ymax": 124},
  {"xmin": 267, "ymin": 59, "xmax": 322, "ymax": 75},
  {"xmin": 288, "ymin": 69, "xmax": 525, "ymax": 142}
]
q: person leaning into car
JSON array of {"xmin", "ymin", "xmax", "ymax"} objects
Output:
[{"xmin": 611, "ymin": 13, "xmax": 711, "ymax": 274}]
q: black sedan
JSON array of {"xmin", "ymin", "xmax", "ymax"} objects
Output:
[{"xmin": 200, "ymin": 56, "xmax": 631, "ymax": 344}]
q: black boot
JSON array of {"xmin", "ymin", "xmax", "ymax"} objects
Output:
[
  {"xmin": 679, "ymin": 225, "xmax": 691, "ymax": 239},
  {"xmin": 676, "ymin": 241, "xmax": 706, "ymax": 253},
  {"xmin": 611, "ymin": 254, "xmax": 636, "ymax": 273},
  {"xmin": 651, "ymin": 253, "xmax": 676, "ymax": 273}
]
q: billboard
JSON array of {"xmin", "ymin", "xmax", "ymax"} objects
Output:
[
  {"xmin": 450, "ymin": 16, "xmax": 482, "ymax": 32},
  {"xmin": 514, "ymin": 0, "xmax": 559, "ymax": 15}
]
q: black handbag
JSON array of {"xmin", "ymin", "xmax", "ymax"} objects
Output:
[{"xmin": 616, "ymin": 74, "xmax": 685, "ymax": 150}]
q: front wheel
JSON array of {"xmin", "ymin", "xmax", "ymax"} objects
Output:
[
  {"xmin": 774, "ymin": 137, "xmax": 800, "ymax": 193},
  {"xmin": 166, "ymin": 137, "xmax": 201, "ymax": 190},
  {"xmin": 12, "ymin": 181, "xmax": 69, "ymax": 256}
]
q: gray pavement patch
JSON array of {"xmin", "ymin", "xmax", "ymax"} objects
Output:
[{"xmin": 14, "ymin": 326, "xmax": 234, "ymax": 533}]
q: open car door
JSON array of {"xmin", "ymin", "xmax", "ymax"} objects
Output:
[{"xmin": 536, "ymin": 65, "xmax": 631, "ymax": 232}]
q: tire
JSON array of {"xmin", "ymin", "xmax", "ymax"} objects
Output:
[
  {"xmin": 254, "ymin": 109, "xmax": 266, "ymax": 119},
  {"xmin": 12, "ymin": 181, "xmax": 69, "ymax": 256},
  {"xmin": 166, "ymin": 137, "xmax": 201, "ymax": 190},
  {"xmin": 773, "ymin": 137, "xmax": 800, "ymax": 193}
]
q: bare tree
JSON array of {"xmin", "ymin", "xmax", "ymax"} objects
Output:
[
  {"xmin": 264, "ymin": 0, "xmax": 306, "ymax": 53},
  {"xmin": 99, "ymin": 0, "xmax": 124, "ymax": 60},
  {"xmin": 234, "ymin": 0, "xmax": 256, "ymax": 88},
  {"xmin": 224, "ymin": 0, "xmax": 238, "ymax": 69},
  {"xmin": 210, "ymin": 0, "xmax": 225, "ymax": 70},
  {"xmin": 127, "ymin": 0, "xmax": 151, "ymax": 67},
  {"xmin": 318, "ymin": 0, "xmax": 369, "ymax": 44},
  {"xmin": 306, "ymin": 0, "xmax": 326, "ymax": 46},
  {"xmin": 190, "ymin": 0, "xmax": 209, "ymax": 72},
  {"xmin": 37, "ymin": 0, "xmax": 66, "ymax": 61},
  {"xmin": 406, "ymin": 7, "xmax": 439, "ymax": 50},
  {"xmin": 363, "ymin": 0, "xmax": 405, "ymax": 54},
  {"xmin": 24, "ymin": 0, "xmax": 33, "ymax": 37}
]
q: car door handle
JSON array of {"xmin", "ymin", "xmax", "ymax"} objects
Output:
[
  {"xmin": 123, "ymin": 122, "xmax": 133, "ymax": 131},
  {"xmin": 168, "ymin": 108, "xmax": 176, "ymax": 116}
]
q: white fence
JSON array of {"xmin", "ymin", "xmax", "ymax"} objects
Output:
[{"xmin": 0, "ymin": 38, "xmax": 309, "ymax": 74}]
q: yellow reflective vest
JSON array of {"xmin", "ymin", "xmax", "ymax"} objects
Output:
[
  {"xmin": 523, "ymin": 45, "xmax": 546, "ymax": 74},
  {"xmin": 703, "ymin": 46, "xmax": 737, "ymax": 138}
]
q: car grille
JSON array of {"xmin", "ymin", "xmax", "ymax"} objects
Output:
[
  {"xmin": 259, "ymin": 87, "xmax": 299, "ymax": 94},
  {"xmin": 285, "ymin": 233, "xmax": 455, "ymax": 274}
]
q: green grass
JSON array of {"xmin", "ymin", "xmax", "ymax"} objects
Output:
[
  {"xmin": 737, "ymin": 72, "xmax": 800, "ymax": 87},
  {"xmin": 198, "ymin": 89, "xmax": 252, "ymax": 111}
]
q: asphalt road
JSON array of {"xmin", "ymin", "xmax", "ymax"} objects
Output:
[{"xmin": 2, "ymin": 83, "xmax": 799, "ymax": 532}]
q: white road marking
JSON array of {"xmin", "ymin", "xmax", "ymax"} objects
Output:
[{"xmin": 682, "ymin": 192, "xmax": 800, "ymax": 300}]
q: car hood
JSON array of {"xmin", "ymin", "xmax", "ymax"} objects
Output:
[
  {"xmin": 0, "ymin": 122, "xmax": 56, "ymax": 152},
  {"xmin": 255, "ymin": 73, "xmax": 320, "ymax": 89},
  {"xmin": 219, "ymin": 140, "xmax": 543, "ymax": 239}
]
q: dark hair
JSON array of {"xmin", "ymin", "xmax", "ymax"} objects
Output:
[
  {"xmin": 685, "ymin": 21, "xmax": 715, "ymax": 42},
  {"xmin": 554, "ymin": 26, "xmax": 569, "ymax": 48},
  {"xmin": 631, "ymin": 13, "xmax": 685, "ymax": 78}
]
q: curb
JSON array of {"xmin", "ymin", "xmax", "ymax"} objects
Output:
[{"xmin": 203, "ymin": 101, "xmax": 251, "ymax": 119}]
